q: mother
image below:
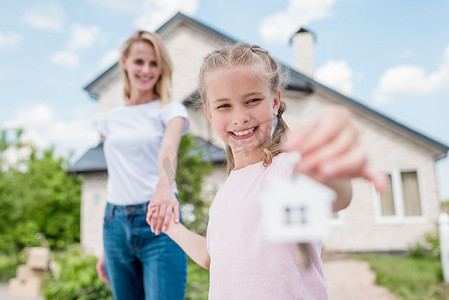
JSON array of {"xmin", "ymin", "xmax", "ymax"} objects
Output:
[{"xmin": 96, "ymin": 30, "xmax": 189, "ymax": 300}]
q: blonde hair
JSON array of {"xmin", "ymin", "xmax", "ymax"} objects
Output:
[
  {"xmin": 121, "ymin": 30, "xmax": 173, "ymax": 107},
  {"xmin": 198, "ymin": 43, "xmax": 288, "ymax": 174}
]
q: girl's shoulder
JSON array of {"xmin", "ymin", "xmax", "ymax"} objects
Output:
[{"xmin": 267, "ymin": 152, "xmax": 296, "ymax": 178}]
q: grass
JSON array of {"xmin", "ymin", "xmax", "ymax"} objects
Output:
[{"xmin": 356, "ymin": 253, "xmax": 449, "ymax": 300}]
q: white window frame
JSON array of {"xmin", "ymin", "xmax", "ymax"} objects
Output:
[{"xmin": 373, "ymin": 168, "xmax": 427, "ymax": 224}]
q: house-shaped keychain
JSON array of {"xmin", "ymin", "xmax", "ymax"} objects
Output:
[{"xmin": 262, "ymin": 168, "xmax": 336, "ymax": 243}]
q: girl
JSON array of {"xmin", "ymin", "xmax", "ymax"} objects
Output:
[
  {"xmin": 147, "ymin": 43, "xmax": 386, "ymax": 299},
  {"xmin": 96, "ymin": 30, "xmax": 189, "ymax": 300}
]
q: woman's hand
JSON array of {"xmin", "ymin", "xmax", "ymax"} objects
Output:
[
  {"xmin": 146, "ymin": 185, "xmax": 179, "ymax": 235},
  {"xmin": 283, "ymin": 105, "xmax": 387, "ymax": 192},
  {"xmin": 96, "ymin": 252, "xmax": 109, "ymax": 283},
  {"xmin": 147, "ymin": 201, "xmax": 177, "ymax": 235}
]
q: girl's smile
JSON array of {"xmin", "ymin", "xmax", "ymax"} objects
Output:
[
  {"xmin": 230, "ymin": 126, "xmax": 257, "ymax": 139},
  {"xmin": 204, "ymin": 66, "xmax": 280, "ymax": 168}
]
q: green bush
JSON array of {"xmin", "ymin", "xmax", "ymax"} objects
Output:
[
  {"xmin": 408, "ymin": 230, "xmax": 440, "ymax": 259},
  {"xmin": 186, "ymin": 258, "xmax": 209, "ymax": 300},
  {"xmin": 42, "ymin": 247, "xmax": 209, "ymax": 299},
  {"xmin": 42, "ymin": 246, "xmax": 112, "ymax": 300},
  {"xmin": 0, "ymin": 128, "xmax": 81, "ymax": 255},
  {"xmin": 0, "ymin": 251, "xmax": 26, "ymax": 282},
  {"xmin": 177, "ymin": 134, "xmax": 214, "ymax": 235}
]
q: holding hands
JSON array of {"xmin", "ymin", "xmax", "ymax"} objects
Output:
[
  {"xmin": 283, "ymin": 105, "xmax": 387, "ymax": 192},
  {"xmin": 146, "ymin": 185, "xmax": 179, "ymax": 235}
]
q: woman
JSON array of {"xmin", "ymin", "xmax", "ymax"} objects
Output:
[{"xmin": 96, "ymin": 30, "xmax": 189, "ymax": 300}]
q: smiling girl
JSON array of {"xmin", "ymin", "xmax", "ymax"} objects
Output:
[{"xmin": 147, "ymin": 43, "xmax": 386, "ymax": 299}]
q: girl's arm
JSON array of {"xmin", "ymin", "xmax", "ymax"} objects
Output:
[
  {"xmin": 165, "ymin": 222, "xmax": 211, "ymax": 270},
  {"xmin": 147, "ymin": 203, "xmax": 210, "ymax": 269},
  {"xmin": 321, "ymin": 178, "xmax": 352, "ymax": 212},
  {"xmin": 148, "ymin": 117, "xmax": 186, "ymax": 235},
  {"xmin": 283, "ymin": 106, "xmax": 387, "ymax": 209}
]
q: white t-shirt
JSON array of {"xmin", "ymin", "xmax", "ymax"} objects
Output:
[
  {"xmin": 98, "ymin": 100, "xmax": 189, "ymax": 205},
  {"xmin": 207, "ymin": 153, "xmax": 328, "ymax": 300}
]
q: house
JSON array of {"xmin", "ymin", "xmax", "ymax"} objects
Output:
[{"xmin": 69, "ymin": 12, "xmax": 448, "ymax": 255}]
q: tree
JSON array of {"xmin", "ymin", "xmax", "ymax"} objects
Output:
[
  {"xmin": 176, "ymin": 134, "xmax": 214, "ymax": 235},
  {"xmin": 0, "ymin": 128, "xmax": 81, "ymax": 255}
]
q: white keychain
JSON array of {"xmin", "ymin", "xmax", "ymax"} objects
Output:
[{"xmin": 261, "ymin": 152, "xmax": 336, "ymax": 267}]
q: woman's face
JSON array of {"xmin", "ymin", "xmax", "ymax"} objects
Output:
[{"xmin": 121, "ymin": 41, "xmax": 161, "ymax": 96}]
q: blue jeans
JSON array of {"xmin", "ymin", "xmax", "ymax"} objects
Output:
[{"xmin": 103, "ymin": 201, "xmax": 187, "ymax": 300}]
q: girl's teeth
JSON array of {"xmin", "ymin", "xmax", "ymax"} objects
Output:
[{"xmin": 233, "ymin": 128, "xmax": 255, "ymax": 136}]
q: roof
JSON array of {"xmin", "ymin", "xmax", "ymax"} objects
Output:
[
  {"xmin": 84, "ymin": 12, "xmax": 312, "ymax": 98},
  {"xmin": 82, "ymin": 11, "xmax": 448, "ymax": 161},
  {"xmin": 68, "ymin": 136, "xmax": 226, "ymax": 174},
  {"xmin": 68, "ymin": 142, "xmax": 107, "ymax": 174},
  {"xmin": 190, "ymin": 136, "xmax": 226, "ymax": 165}
]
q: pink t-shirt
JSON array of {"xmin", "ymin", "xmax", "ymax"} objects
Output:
[{"xmin": 207, "ymin": 153, "xmax": 328, "ymax": 300}]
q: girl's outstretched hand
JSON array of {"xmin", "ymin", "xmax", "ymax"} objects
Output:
[{"xmin": 283, "ymin": 105, "xmax": 387, "ymax": 192}]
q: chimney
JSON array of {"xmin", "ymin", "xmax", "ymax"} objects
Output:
[{"xmin": 290, "ymin": 27, "xmax": 316, "ymax": 78}]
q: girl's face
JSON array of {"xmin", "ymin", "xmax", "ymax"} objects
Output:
[
  {"xmin": 204, "ymin": 66, "xmax": 280, "ymax": 165},
  {"xmin": 121, "ymin": 41, "xmax": 160, "ymax": 97}
]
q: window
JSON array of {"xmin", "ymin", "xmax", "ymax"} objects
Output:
[{"xmin": 377, "ymin": 169, "xmax": 423, "ymax": 221}]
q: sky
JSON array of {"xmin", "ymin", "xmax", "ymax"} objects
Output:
[{"xmin": 0, "ymin": 0, "xmax": 448, "ymax": 199}]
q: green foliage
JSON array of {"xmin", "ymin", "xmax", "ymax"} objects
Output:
[
  {"xmin": 185, "ymin": 258, "xmax": 209, "ymax": 300},
  {"xmin": 0, "ymin": 252, "xmax": 23, "ymax": 282},
  {"xmin": 176, "ymin": 134, "xmax": 214, "ymax": 235},
  {"xmin": 358, "ymin": 253, "xmax": 447, "ymax": 300},
  {"xmin": 408, "ymin": 230, "xmax": 440, "ymax": 259},
  {"xmin": 442, "ymin": 200, "xmax": 449, "ymax": 213},
  {"xmin": 42, "ymin": 247, "xmax": 209, "ymax": 300},
  {"xmin": 0, "ymin": 128, "xmax": 81, "ymax": 255},
  {"xmin": 42, "ymin": 246, "xmax": 113, "ymax": 300}
]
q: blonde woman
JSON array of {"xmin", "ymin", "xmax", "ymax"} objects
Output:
[{"xmin": 96, "ymin": 30, "xmax": 189, "ymax": 300}]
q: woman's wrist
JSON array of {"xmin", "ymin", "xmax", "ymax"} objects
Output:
[{"xmin": 156, "ymin": 177, "xmax": 175, "ymax": 190}]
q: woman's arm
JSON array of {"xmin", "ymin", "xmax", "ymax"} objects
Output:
[{"xmin": 148, "ymin": 117, "xmax": 186, "ymax": 235}]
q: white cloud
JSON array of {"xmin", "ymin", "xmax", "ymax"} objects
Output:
[
  {"xmin": 133, "ymin": 0, "xmax": 199, "ymax": 30},
  {"xmin": 6, "ymin": 104, "xmax": 53, "ymax": 127},
  {"xmin": 259, "ymin": 0, "xmax": 337, "ymax": 43},
  {"xmin": 85, "ymin": 0, "xmax": 142, "ymax": 14},
  {"xmin": 51, "ymin": 51, "xmax": 80, "ymax": 68},
  {"xmin": 1, "ymin": 146, "xmax": 33, "ymax": 172},
  {"xmin": 68, "ymin": 24, "xmax": 101, "ymax": 50},
  {"xmin": 0, "ymin": 31, "xmax": 22, "ymax": 48},
  {"xmin": 85, "ymin": 0, "xmax": 199, "ymax": 30},
  {"xmin": 315, "ymin": 60, "xmax": 354, "ymax": 96},
  {"xmin": 373, "ymin": 45, "xmax": 449, "ymax": 104},
  {"xmin": 4, "ymin": 104, "xmax": 99, "ymax": 161},
  {"xmin": 22, "ymin": 2, "xmax": 65, "ymax": 31}
]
